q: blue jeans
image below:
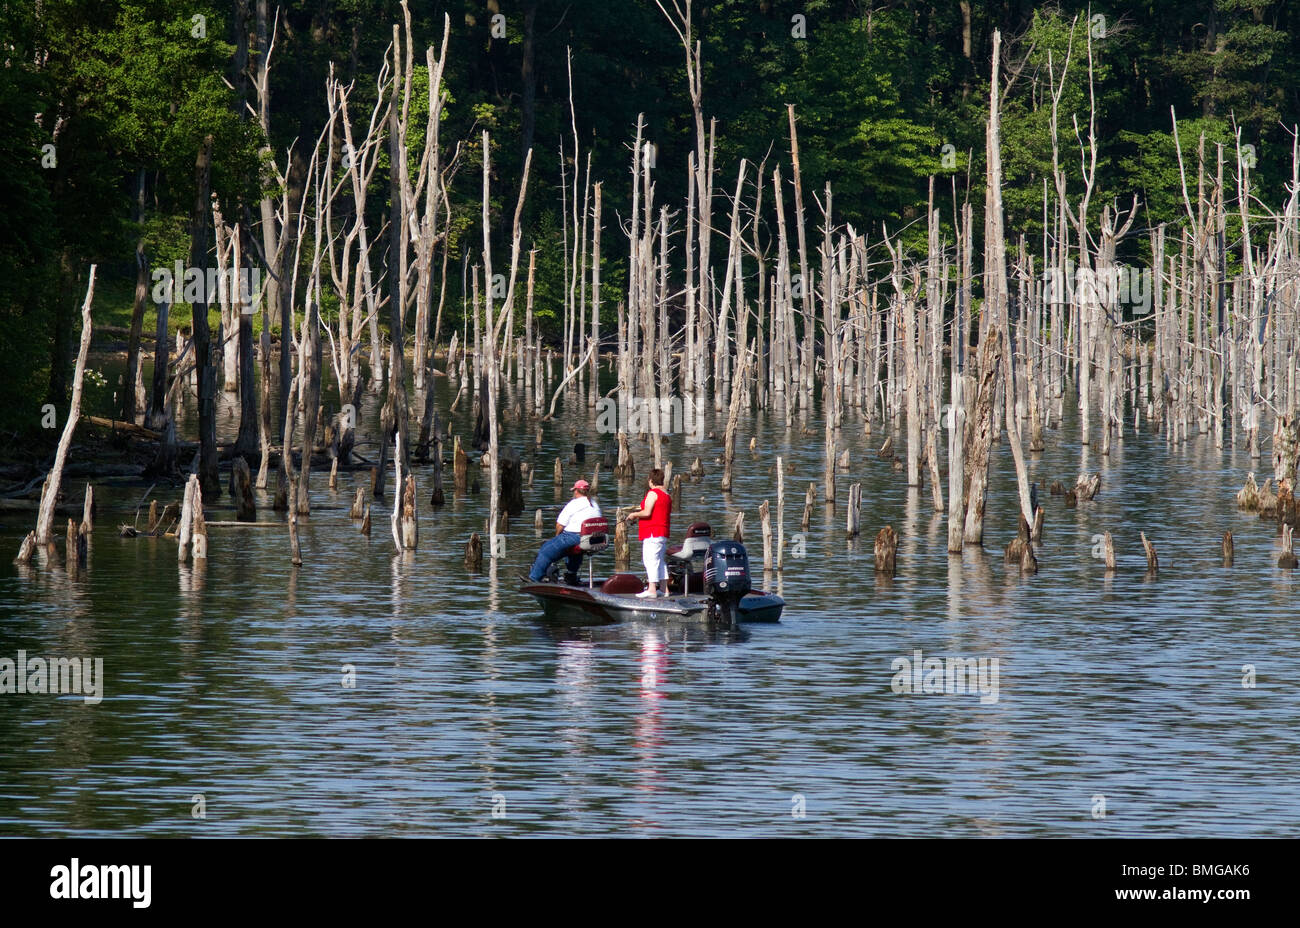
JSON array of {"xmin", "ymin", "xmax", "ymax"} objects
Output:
[{"xmin": 529, "ymin": 531, "xmax": 583, "ymax": 581}]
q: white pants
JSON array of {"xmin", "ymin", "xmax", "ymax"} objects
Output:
[{"xmin": 641, "ymin": 537, "xmax": 668, "ymax": 582}]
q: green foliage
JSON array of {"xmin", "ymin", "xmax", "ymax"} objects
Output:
[{"xmin": 1, "ymin": 0, "xmax": 1298, "ymax": 434}]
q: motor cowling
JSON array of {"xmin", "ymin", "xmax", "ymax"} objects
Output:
[{"xmin": 704, "ymin": 540, "xmax": 752, "ymax": 607}]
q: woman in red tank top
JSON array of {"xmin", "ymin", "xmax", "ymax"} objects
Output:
[{"xmin": 626, "ymin": 468, "xmax": 672, "ymax": 597}]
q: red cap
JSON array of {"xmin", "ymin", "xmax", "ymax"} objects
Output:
[{"xmin": 572, "ymin": 479, "xmax": 590, "ymax": 491}]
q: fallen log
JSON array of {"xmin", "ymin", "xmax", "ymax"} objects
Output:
[{"xmin": 84, "ymin": 416, "xmax": 162, "ymax": 441}]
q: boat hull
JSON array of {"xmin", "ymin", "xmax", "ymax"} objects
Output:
[{"xmin": 520, "ymin": 580, "xmax": 784, "ymax": 626}]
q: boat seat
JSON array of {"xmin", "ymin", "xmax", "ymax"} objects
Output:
[
  {"xmin": 667, "ymin": 521, "xmax": 713, "ymax": 562},
  {"xmin": 601, "ymin": 573, "xmax": 646, "ymax": 595},
  {"xmin": 569, "ymin": 517, "xmax": 609, "ymax": 556}
]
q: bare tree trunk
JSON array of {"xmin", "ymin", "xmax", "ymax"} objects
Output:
[
  {"xmin": 190, "ymin": 135, "xmax": 220, "ymax": 502},
  {"xmin": 30, "ymin": 267, "xmax": 97, "ymax": 551}
]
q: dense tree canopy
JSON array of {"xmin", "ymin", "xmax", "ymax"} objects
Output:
[{"xmin": 2, "ymin": 0, "xmax": 1297, "ymax": 433}]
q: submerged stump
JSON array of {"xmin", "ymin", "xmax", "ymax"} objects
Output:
[
  {"xmin": 1236, "ymin": 473, "xmax": 1260, "ymax": 511},
  {"xmin": 464, "ymin": 532, "xmax": 483, "ymax": 570},
  {"xmin": 1140, "ymin": 532, "xmax": 1158, "ymax": 574},
  {"xmin": 1279, "ymin": 524, "xmax": 1298, "ymax": 569},
  {"xmin": 614, "ymin": 509, "xmax": 629, "ymax": 570},
  {"xmin": 232, "ymin": 457, "xmax": 256, "ymax": 522},
  {"xmin": 874, "ymin": 525, "xmax": 898, "ymax": 576}
]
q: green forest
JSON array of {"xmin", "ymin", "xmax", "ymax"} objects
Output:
[{"xmin": 2, "ymin": 0, "xmax": 1297, "ymax": 437}]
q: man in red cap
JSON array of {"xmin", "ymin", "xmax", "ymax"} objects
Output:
[{"xmin": 528, "ymin": 479, "xmax": 602, "ymax": 582}]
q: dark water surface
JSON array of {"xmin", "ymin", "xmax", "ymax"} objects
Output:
[{"xmin": 1, "ymin": 372, "xmax": 1297, "ymax": 837}]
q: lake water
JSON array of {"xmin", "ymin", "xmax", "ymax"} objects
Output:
[{"xmin": 2, "ymin": 368, "xmax": 1297, "ymax": 837}]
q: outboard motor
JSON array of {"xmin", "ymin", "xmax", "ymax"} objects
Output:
[{"xmin": 703, "ymin": 540, "xmax": 752, "ymax": 624}]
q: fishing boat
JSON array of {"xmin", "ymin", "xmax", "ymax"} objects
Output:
[{"xmin": 520, "ymin": 519, "xmax": 785, "ymax": 625}]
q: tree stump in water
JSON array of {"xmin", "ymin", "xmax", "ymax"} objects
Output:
[
  {"xmin": 733, "ymin": 512, "xmax": 744, "ymax": 543},
  {"xmin": 1004, "ymin": 514, "xmax": 1032, "ymax": 564},
  {"xmin": 553, "ymin": 456, "xmax": 563, "ymax": 487},
  {"xmin": 430, "ymin": 414, "xmax": 445, "ymax": 506},
  {"xmin": 689, "ymin": 457, "xmax": 703, "ymax": 481},
  {"xmin": 360, "ymin": 504, "xmax": 371, "ymax": 537},
  {"xmin": 287, "ymin": 478, "xmax": 301, "ymax": 566},
  {"xmin": 472, "ymin": 375, "xmax": 489, "ymax": 451},
  {"xmin": 614, "ymin": 511, "xmax": 629, "ymax": 570},
  {"xmin": 1276, "ymin": 480, "xmax": 1297, "ymax": 525},
  {"xmin": 1001, "ymin": 515, "xmax": 1036, "ymax": 574},
  {"xmin": 760, "ymin": 500, "xmax": 773, "ymax": 568},
  {"xmin": 1236, "ymin": 473, "xmax": 1260, "ymax": 511},
  {"xmin": 1273, "ymin": 411, "xmax": 1299, "ymax": 485},
  {"xmin": 500, "ymin": 448, "xmax": 525, "ymax": 516},
  {"xmin": 232, "ymin": 457, "xmax": 256, "ymax": 522},
  {"xmin": 398, "ymin": 475, "xmax": 418, "ymax": 549},
  {"xmin": 1258, "ymin": 479, "xmax": 1278, "ymax": 516},
  {"xmin": 464, "ymin": 532, "xmax": 483, "ymax": 570},
  {"xmin": 1031, "ymin": 506, "xmax": 1044, "ymax": 542},
  {"xmin": 1075, "ymin": 472, "xmax": 1101, "ymax": 501},
  {"xmin": 801, "ymin": 483, "xmax": 816, "ymax": 531},
  {"xmin": 453, "ymin": 437, "xmax": 468, "ymax": 494},
  {"xmin": 590, "ymin": 463, "xmax": 601, "ymax": 493},
  {"xmin": 273, "ymin": 472, "xmax": 288, "ymax": 512},
  {"xmin": 1048, "ymin": 480, "xmax": 1066, "ymax": 496},
  {"xmin": 1140, "ymin": 532, "xmax": 1158, "ymax": 574},
  {"xmin": 178, "ymin": 475, "xmax": 197, "ymax": 562},
  {"xmin": 836, "ymin": 449, "xmax": 851, "ymax": 472},
  {"xmin": 846, "ymin": 483, "xmax": 861, "ymax": 538},
  {"xmin": 1222, "ymin": 530, "xmax": 1234, "ymax": 567},
  {"xmin": 1103, "ymin": 531, "xmax": 1116, "ymax": 572},
  {"xmin": 1279, "ymin": 524, "xmax": 1299, "ymax": 569},
  {"xmin": 877, "ymin": 436, "xmax": 893, "ymax": 459},
  {"xmin": 65, "ymin": 519, "xmax": 78, "ymax": 569},
  {"xmin": 1019, "ymin": 539, "xmax": 1038, "ymax": 575},
  {"xmin": 338, "ymin": 409, "xmax": 356, "ymax": 465},
  {"xmin": 325, "ymin": 421, "xmax": 338, "ymax": 462},
  {"xmin": 534, "ymin": 509, "xmax": 544, "ymax": 530},
  {"xmin": 874, "ymin": 526, "xmax": 898, "ymax": 576},
  {"xmin": 147, "ymin": 500, "xmax": 159, "ymax": 534},
  {"xmin": 82, "ymin": 484, "xmax": 95, "ymax": 531},
  {"xmin": 14, "ymin": 531, "xmax": 36, "ymax": 565},
  {"xmin": 670, "ymin": 472, "xmax": 682, "ymax": 501},
  {"xmin": 191, "ymin": 493, "xmax": 207, "ymax": 560},
  {"xmin": 614, "ymin": 432, "xmax": 635, "ymax": 480},
  {"xmin": 350, "ymin": 487, "xmax": 365, "ymax": 520}
]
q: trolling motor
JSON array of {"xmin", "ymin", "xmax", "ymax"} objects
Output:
[{"xmin": 703, "ymin": 539, "xmax": 752, "ymax": 624}]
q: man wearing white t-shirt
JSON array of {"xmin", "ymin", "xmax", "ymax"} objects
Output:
[{"xmin": 527, "ymin": 480, "xmax": 603, "ymax": 582}]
